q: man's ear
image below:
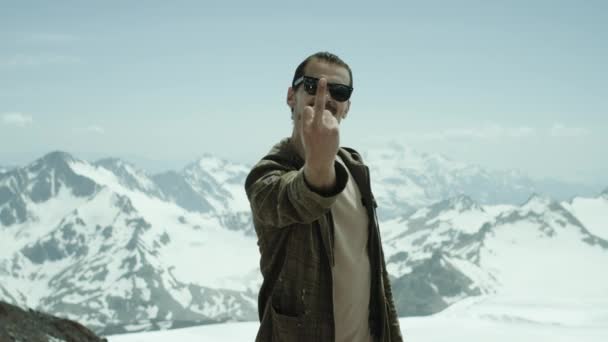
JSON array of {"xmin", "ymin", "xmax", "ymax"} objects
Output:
[{"xmin": 287, "ymin": 87, "xmax": 296, "ymax": 116}]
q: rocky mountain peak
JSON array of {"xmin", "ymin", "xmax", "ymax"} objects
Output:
[
  {"xmin": 94, "ymin": 157, "xmax": 131, "ymax": 169},
  {"xmin": 41, "ymin": 150, "xmax": 76, "ymax": 164},
  {"xmin": 94, "ymin": 157, "xmax": 150, "ymax": 180},
  {"xmin": 186, "ymin": 154, "xmax": 249, "ymax": 184},
  {"xmin": 447, "ymin": 194, "xmax": 480, "ymax": 211},
  {"xmin": 0, "ymin": 300, "xmax": 107, "ymax": 341},
  {"xmin": 26, "ymin": 151, "xmax": 77, "ymax": 176},
  {"xmin": 521, "ymin": 193, "xmax": 553, "ymax": 211},
  {"xmin": 429, "ymin": 194, "xmax": 481, "ymax": 215},
  {"xmin": 0, "ymin": 151, "xmax": 97, "ymax": 208},
  {"xmin": 194, "ymin": 152, "xmax": 222, "ymax": 165},
  {"xmin": 94, "ymin": 158, "xmax": 158, "ymax": 195}
]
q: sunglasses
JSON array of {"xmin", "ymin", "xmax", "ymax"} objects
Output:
[{"xmin": 293, "ymin": 76, "xmax": 353, "ymax": 102}]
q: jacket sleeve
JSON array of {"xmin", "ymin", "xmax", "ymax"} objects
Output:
[
  {"xmin": 382, "ymin": 248, "xmax": 404, "ymax": 341},
  {"xmin": 245, "ymin": 159, "xmax": 348, "ymax": 228}
]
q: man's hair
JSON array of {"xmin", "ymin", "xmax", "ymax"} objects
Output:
[{"xmin": 291, "ymin": 51, "xmax": 353, "ymax": 88}]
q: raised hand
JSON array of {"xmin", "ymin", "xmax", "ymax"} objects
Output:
[{"xmin": 300, "ymin": 78, "xmax": 339, "ymax": 191}]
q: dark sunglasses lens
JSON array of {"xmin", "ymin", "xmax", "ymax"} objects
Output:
[
  {"xmin": 302, "ymin": 77, "xmax": 351, "ymax": 101},
  {"xmin": 303, "ymin": 79, "xmax": 317, "ymax": 95},
  {"xmin": 329, "ymin": 85, "xmax": 352, "ymax": 102}
]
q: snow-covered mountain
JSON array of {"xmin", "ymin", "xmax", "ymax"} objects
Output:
[
  {"xmin": 563, "ymin": 187, "xmax": 608, "ymax": 241},
  {"xmin": 1, "ymin": 149, "xmax": 606, "ymax": 335},
  {"xmin": 152, "ymin": 154, "xmax": 249, "ymax": 215},
  {"xmin": 94, "ymin": 158, "xmax": 164, "ymax": 198},
  {"xmin": 382, "ymin": 192, "xmax": 608, "ymax": 316},
  {"xmin": 0, "ymin": 151, "xmax": 259, "ymax": 334},
  {"xmin": 364, "ymin": 142, "xmax": 600, "ymax": 219}
]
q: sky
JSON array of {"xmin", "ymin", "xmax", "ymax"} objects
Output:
[{"xmin": 1, "ymin": 0, "xmax": 606, "ymax": 185}]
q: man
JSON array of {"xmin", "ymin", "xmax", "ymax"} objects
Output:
[{"xmin": 245, "ymin": 52, "xmax": 403, "ymax": 341}]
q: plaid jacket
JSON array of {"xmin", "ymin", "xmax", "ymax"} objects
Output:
[{"xmin": 245, "ymin": 138, "xmax": 403, "ymax": 342}]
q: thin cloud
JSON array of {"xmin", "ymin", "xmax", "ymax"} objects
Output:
[
  {"xmin": 410, "ymin": 124, "xmax": 537, "ymax": 141},
  {"xmin": 1, "ymin": 112, "xmax": 33, "ymax": 127},
  {"xmin": 22, "ymin": 33, "xmax": 79, "ymax": 44},
  {"xmin": 397, "ymin": 123, "xmax": 591, "ymax": 142},
  {"xmin": 0, "ymin": 54, "xmax": 81, "ymax": 67},
  {"xmin": 509, "ymin": 126, "xmax": 536, "ymax": 138},
  {"xmin": 85, "ymin": 125, "xmax": 105, "ymax": 134},
  {"xmin": 550, "ymin": 123, "xmax": 590, "ymax": 138}
]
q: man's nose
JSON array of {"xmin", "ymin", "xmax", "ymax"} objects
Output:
[
  {"xmin": 317, "ymin": 96, "xmax": 332, "ymax": 108},
  {"xmin": 314, "ymin": 92, "xmax": 332, "ymax": 101},
  {"xmin": 316, "ymin": 88, "xmax": 335, "ymax": 102}
]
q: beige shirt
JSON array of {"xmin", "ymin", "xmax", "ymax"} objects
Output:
[{"xmin": 331, "ymin": 156, "xmax": 373, "ymax": 342}]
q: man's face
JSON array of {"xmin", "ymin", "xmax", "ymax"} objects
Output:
[{"xmin": 287, "ymin": 58, "xmax": 351, "ymax": 123}]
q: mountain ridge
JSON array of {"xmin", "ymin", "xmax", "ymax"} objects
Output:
[{"xmin": 1, "ymin": 149, "xmax": 606, "ymax": 334}]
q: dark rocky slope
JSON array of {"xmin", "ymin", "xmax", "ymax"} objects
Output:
[{"xmin": 0, "ymin": 301, "xmax": 107, "ymax": 342}]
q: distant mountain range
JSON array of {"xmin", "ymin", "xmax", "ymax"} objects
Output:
[
  {"xmin": 363, "ymin": 143, "xmax": 601, "ymax": 219},
  {"xmin": 0, "ymin": 148, "xmax": 606, "ymax": 335}
]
